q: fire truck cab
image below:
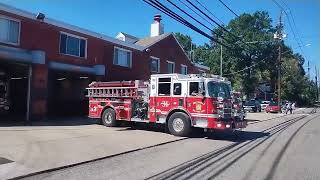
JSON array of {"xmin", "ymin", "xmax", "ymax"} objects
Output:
[{"xmin": 88, "ymin": 73, "xmax": 247, "ymax": 136}]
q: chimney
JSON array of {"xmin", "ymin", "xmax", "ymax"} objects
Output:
[{"xmin": 150, "ymin": 14, "xmax": 164, "ymax": 37}]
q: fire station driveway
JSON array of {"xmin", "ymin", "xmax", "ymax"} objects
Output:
[
  {"xmin": 0, "ymin": 120, "xmax": 185, "ymax": 180},
  {"xmin": 16, "ymin": 108, "xmax": 319, "ymax": 180},
  {"xmin": 0, "ymin": 108, "xmax": 309, "ymax": 179}
]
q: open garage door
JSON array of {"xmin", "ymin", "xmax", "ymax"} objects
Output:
[
  {"xmin": 48, "ymin": 71, "xmax": 94, "ymax": 117},
  {"xmin": 0, "ymin": 62, "xmax": 29, "ymax": 123}
]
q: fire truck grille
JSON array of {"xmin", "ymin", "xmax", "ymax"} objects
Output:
[
  {"xmin": 223, "ymin": 114, "xmax": 232, "ymax": 119},
  {"xmin": 224, "ymin": 108, "xmax": 232, "ymax": 114}
]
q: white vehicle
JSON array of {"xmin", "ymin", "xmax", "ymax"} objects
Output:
[{"xmin": 260, "ymin": 100, "xmax": 270, "ymax": 111}]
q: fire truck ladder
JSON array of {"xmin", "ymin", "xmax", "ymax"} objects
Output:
[
  {"xmin": 86, "ymin": 81, "xmax": 140, "ymax": 98},
  {"xmin": 87, "ymin": 87, "xmax": 138, "ymax": 98}
]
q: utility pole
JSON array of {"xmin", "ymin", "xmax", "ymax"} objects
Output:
[
  {"xmin": 274, "ymin": 11, "xmax": 283, "ymax": 109},
  {"xmin": 318, "ymin": 68, "xmax": 320, "ymax": 101},
  {"xmin": 308, "ymin": 60, "xmax": 310, "ymax": 80},
  {"xmin": 316, "ymin": 66, "xmax": 318, "ymax": 102},
  {"xmin": 220, "ymin": 45, "xmax": 223, "ymax": 76},
  {"xmin": 190, "ymin": 42, "xmax": 193, "ymax": 61}
]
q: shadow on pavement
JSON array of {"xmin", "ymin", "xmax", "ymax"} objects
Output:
[
  {"xmin": 206, "ymin": 131, "xmax": 269, "ymax": 142},
  {"xmin": 116, "ymin": 122, "xmax": 269, "ymax": 142},
  {"xmin": 0, "ymin": 116, "xmax": 97, "ymax": 127}
]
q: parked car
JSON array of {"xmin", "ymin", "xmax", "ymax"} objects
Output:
[
  {"xmin": 260, "ymin": 100, "xmax": 270, "ymax": 111},
  {"xmin": 265, "ymin": 101, "xmax": 281, "ymax": 113},
  {"xmin": 243, "ymin": 99, "xmax": 261, "ymax": 112}
]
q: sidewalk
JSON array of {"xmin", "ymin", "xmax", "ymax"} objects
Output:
[
  {"xmin": 0, "ymin": 118, "xmax": 183, "ymax": 179},
  {"xmin": 246, "ymin": 108, "xmax": 307, "ymax": 124}
]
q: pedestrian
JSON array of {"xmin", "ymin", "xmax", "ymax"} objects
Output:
[
  {"xmin": 286, "ymin": 102, "xmax": 292, "ymax": 114},
  {"xmin": 292, "ymin": 102, "xmax": 296, "ymax": 113},
  {"xmin": 286, "ymin": 103, "xmax": 291, "ymax": 114}
]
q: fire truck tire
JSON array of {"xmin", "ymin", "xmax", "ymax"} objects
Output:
[
  {"xmin": 168, "ymin": 112, "xmax": 191, "ymax": 137},
  {"xmin": 102, "ymin": 108, "xmax": 118, "ymax": 127}
]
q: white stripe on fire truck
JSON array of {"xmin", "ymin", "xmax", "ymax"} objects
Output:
[
  {"xmin": 89, "ymin": 100, "xmax": 131, "ymax": 104},
  {"xmin": 190, "ymin": 113, "xmax": 219, "ymax": 118}
]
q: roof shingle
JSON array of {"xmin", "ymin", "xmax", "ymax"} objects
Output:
[{"xmin": 135, "ymin": 33, "xmax": 171, "ymax": 47}]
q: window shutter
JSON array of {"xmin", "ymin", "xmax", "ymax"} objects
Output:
[
  {"xmin": 150, "ymin": 58, "xmax": 153, "ymax": 71},
  {"xmin": 127, "ymin": 51, "xmax": 131, "ymax": 67},
  {"xmin": 80, "ymin": 39, "xmax": 86, "ymax": 57},
  {"xmin": 0, "ymin": 18, "xmax": 8, "ymax": 42},
  {"xmin": 114, "ymin": 48, "xmax": 118, "ymax": 65},
  {"xmin": 60, "ymin": 34, "xmax": 67, "ymax": 54}
]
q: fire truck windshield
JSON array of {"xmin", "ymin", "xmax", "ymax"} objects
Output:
[{"xmin": 207, "ymin": 81, "xmax": 231, "ymax": 99}]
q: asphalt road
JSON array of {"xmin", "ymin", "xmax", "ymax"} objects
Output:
[{"xmin": 20, "ymin": 108, "xmax": 319, "ymax": 180}]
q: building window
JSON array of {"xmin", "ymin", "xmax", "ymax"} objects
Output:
[
  {"xmin": 150, "ymin": 57, "xmax": 160, "ymax": 73},
  {"xmin": 0, "ymin": 17, "xmax": 20, "ymax": 45},
  {"xmin": 167, "ymin": 61, "xmax": 175, "ymax": 73},
  {"xmin": 113, "ymin": 47, "xmax": 132, "ymax": 68},
  {"xmin": 60, "ymin": 32, "xmax": 87, "ymax": 58},
  {"xmin": 181, "ymin": 65, "xmax": 188, "ymax": 75}
]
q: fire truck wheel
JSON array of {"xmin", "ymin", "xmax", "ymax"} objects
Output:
[
  {"xmin": 168, "ymin": 112, "xmax": 191, "ymax": 137},
  {"xmin": 102, "ymin": 108, "xmax": 117, "ymax": 127}
]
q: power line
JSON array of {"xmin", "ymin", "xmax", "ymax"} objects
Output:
[
  {"xmin": 270, "ymin": 0, "xmax": 307, "ymax": 60},
  {"xmin": 185, "ymin": 0, "xmax": 254, "ymax": 50},
  {"xmin": 194, "ymin": 0, "xmax": 225, "ymax": 25},
  {"xmin": 166, "ymin": 0, "xmax": 235, "ymax": 44},
  {"xmin": 166, "ymin": 0, "xmax": 236, "ymax": 45},
  {"xmin": 143, "ymin": 0, "xmax": 232, "ymax": 49},
  {"xmin": 192, "ymin": 0, "xmax": 261, "ymax": 52},
  {"xmin": 224, "ymin": 45, "xmax": 303, "ymax": 76},
  {"xmin": 176, "ymin": 0, "xmax": 215, "ymax": 27},
  {"xmin": 217, "ymin": 0, "xmax": 239, "ymax": 17}
]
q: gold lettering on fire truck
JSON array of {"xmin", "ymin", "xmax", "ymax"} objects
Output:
[
  {"xmin": 193, "ymin": 101, "xmax": 205, "ymax": 113},
  {"xmin": 160, "ymin": 101, "xmax": 170, "ymax": 107}
]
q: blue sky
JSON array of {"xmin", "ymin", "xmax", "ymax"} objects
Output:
[{"xmin": 1, "ymin": 0, "xmax": 319, "ymax": 77}]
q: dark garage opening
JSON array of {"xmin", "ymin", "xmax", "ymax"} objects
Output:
[
  {"xmin": 48, "ymin": 70, "xmax": 94, "ymax": 117},
  {"xmin": 0, "ymin": 62, "xmax": 29, "ymax": 122}
]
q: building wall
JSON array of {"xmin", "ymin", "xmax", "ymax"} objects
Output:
[
  {"xmin": 0, "ymin": 10, "xmax": 106, "ymax": 67},
  {"xmin": 0, "ymin": 8, "xmax": 209, "ymax": 119},
  {"xmin": 147, "ymin": 35, "xmax": 194, "ymax": 74}
]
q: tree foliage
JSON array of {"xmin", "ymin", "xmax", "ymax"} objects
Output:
[{"xmin": 174, "ymin": 11, "xmax": 315, "ymax": 105}]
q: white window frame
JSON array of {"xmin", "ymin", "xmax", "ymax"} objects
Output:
[
  {"xmin": 167, "ymin": 60, "xmax": 175, "ymax": 73},
  {"xmin": 150, "ymin": 56, "xmax": 160, "ymax": 73},
  {"xmin": 59, "ymin": 31, "xmax": 87, "ymax": 59},
  {"xmin": 113, "ymin": 46, "xmax": 132, "ymax": 68},
  {"xmin": 181, "ymin": 64, "xmax": 188, "ymax": 75},
  {"xmin": 0, "ymin": 15, "xmax": 21, "ymax": 46}
]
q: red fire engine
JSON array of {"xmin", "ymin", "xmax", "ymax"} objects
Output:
[{"xmin": 87, "ymin": 73, "xmax": 247, "ymax": 136}]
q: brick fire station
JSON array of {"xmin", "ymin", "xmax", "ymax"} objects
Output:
[{"xmin": 0, "ymin": 3, "xmax": 209, "ymax": 122}]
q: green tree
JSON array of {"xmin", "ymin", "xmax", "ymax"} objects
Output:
[
  {"xmin": 174, "ymin": 11, "xmax": 314, "ymax": 105},
  {"xmin": 174, "ymin": 32, "xmax": 195, "ymax": 55}
]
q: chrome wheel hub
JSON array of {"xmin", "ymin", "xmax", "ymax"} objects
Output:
[
  {"xmin": 105, "ymin": 113, "xmax": 112, "ymax": 123},
  {"xmin": 172, "ymin": 118, "xmax": 184, "ymax": 132}
]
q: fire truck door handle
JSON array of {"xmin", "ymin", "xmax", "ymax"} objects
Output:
[{"xmin": 179, "ymin": 99, "xmax": 183, "ymax": 106}]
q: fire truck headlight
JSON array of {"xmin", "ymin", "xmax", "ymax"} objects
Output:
[
  {"xmin": 217, "ymin": 123, "xmax": 222, "ymax": 128},
  {"xmin": 226, "ymin": 124, "xmax": 231, "ymax": 128}
]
